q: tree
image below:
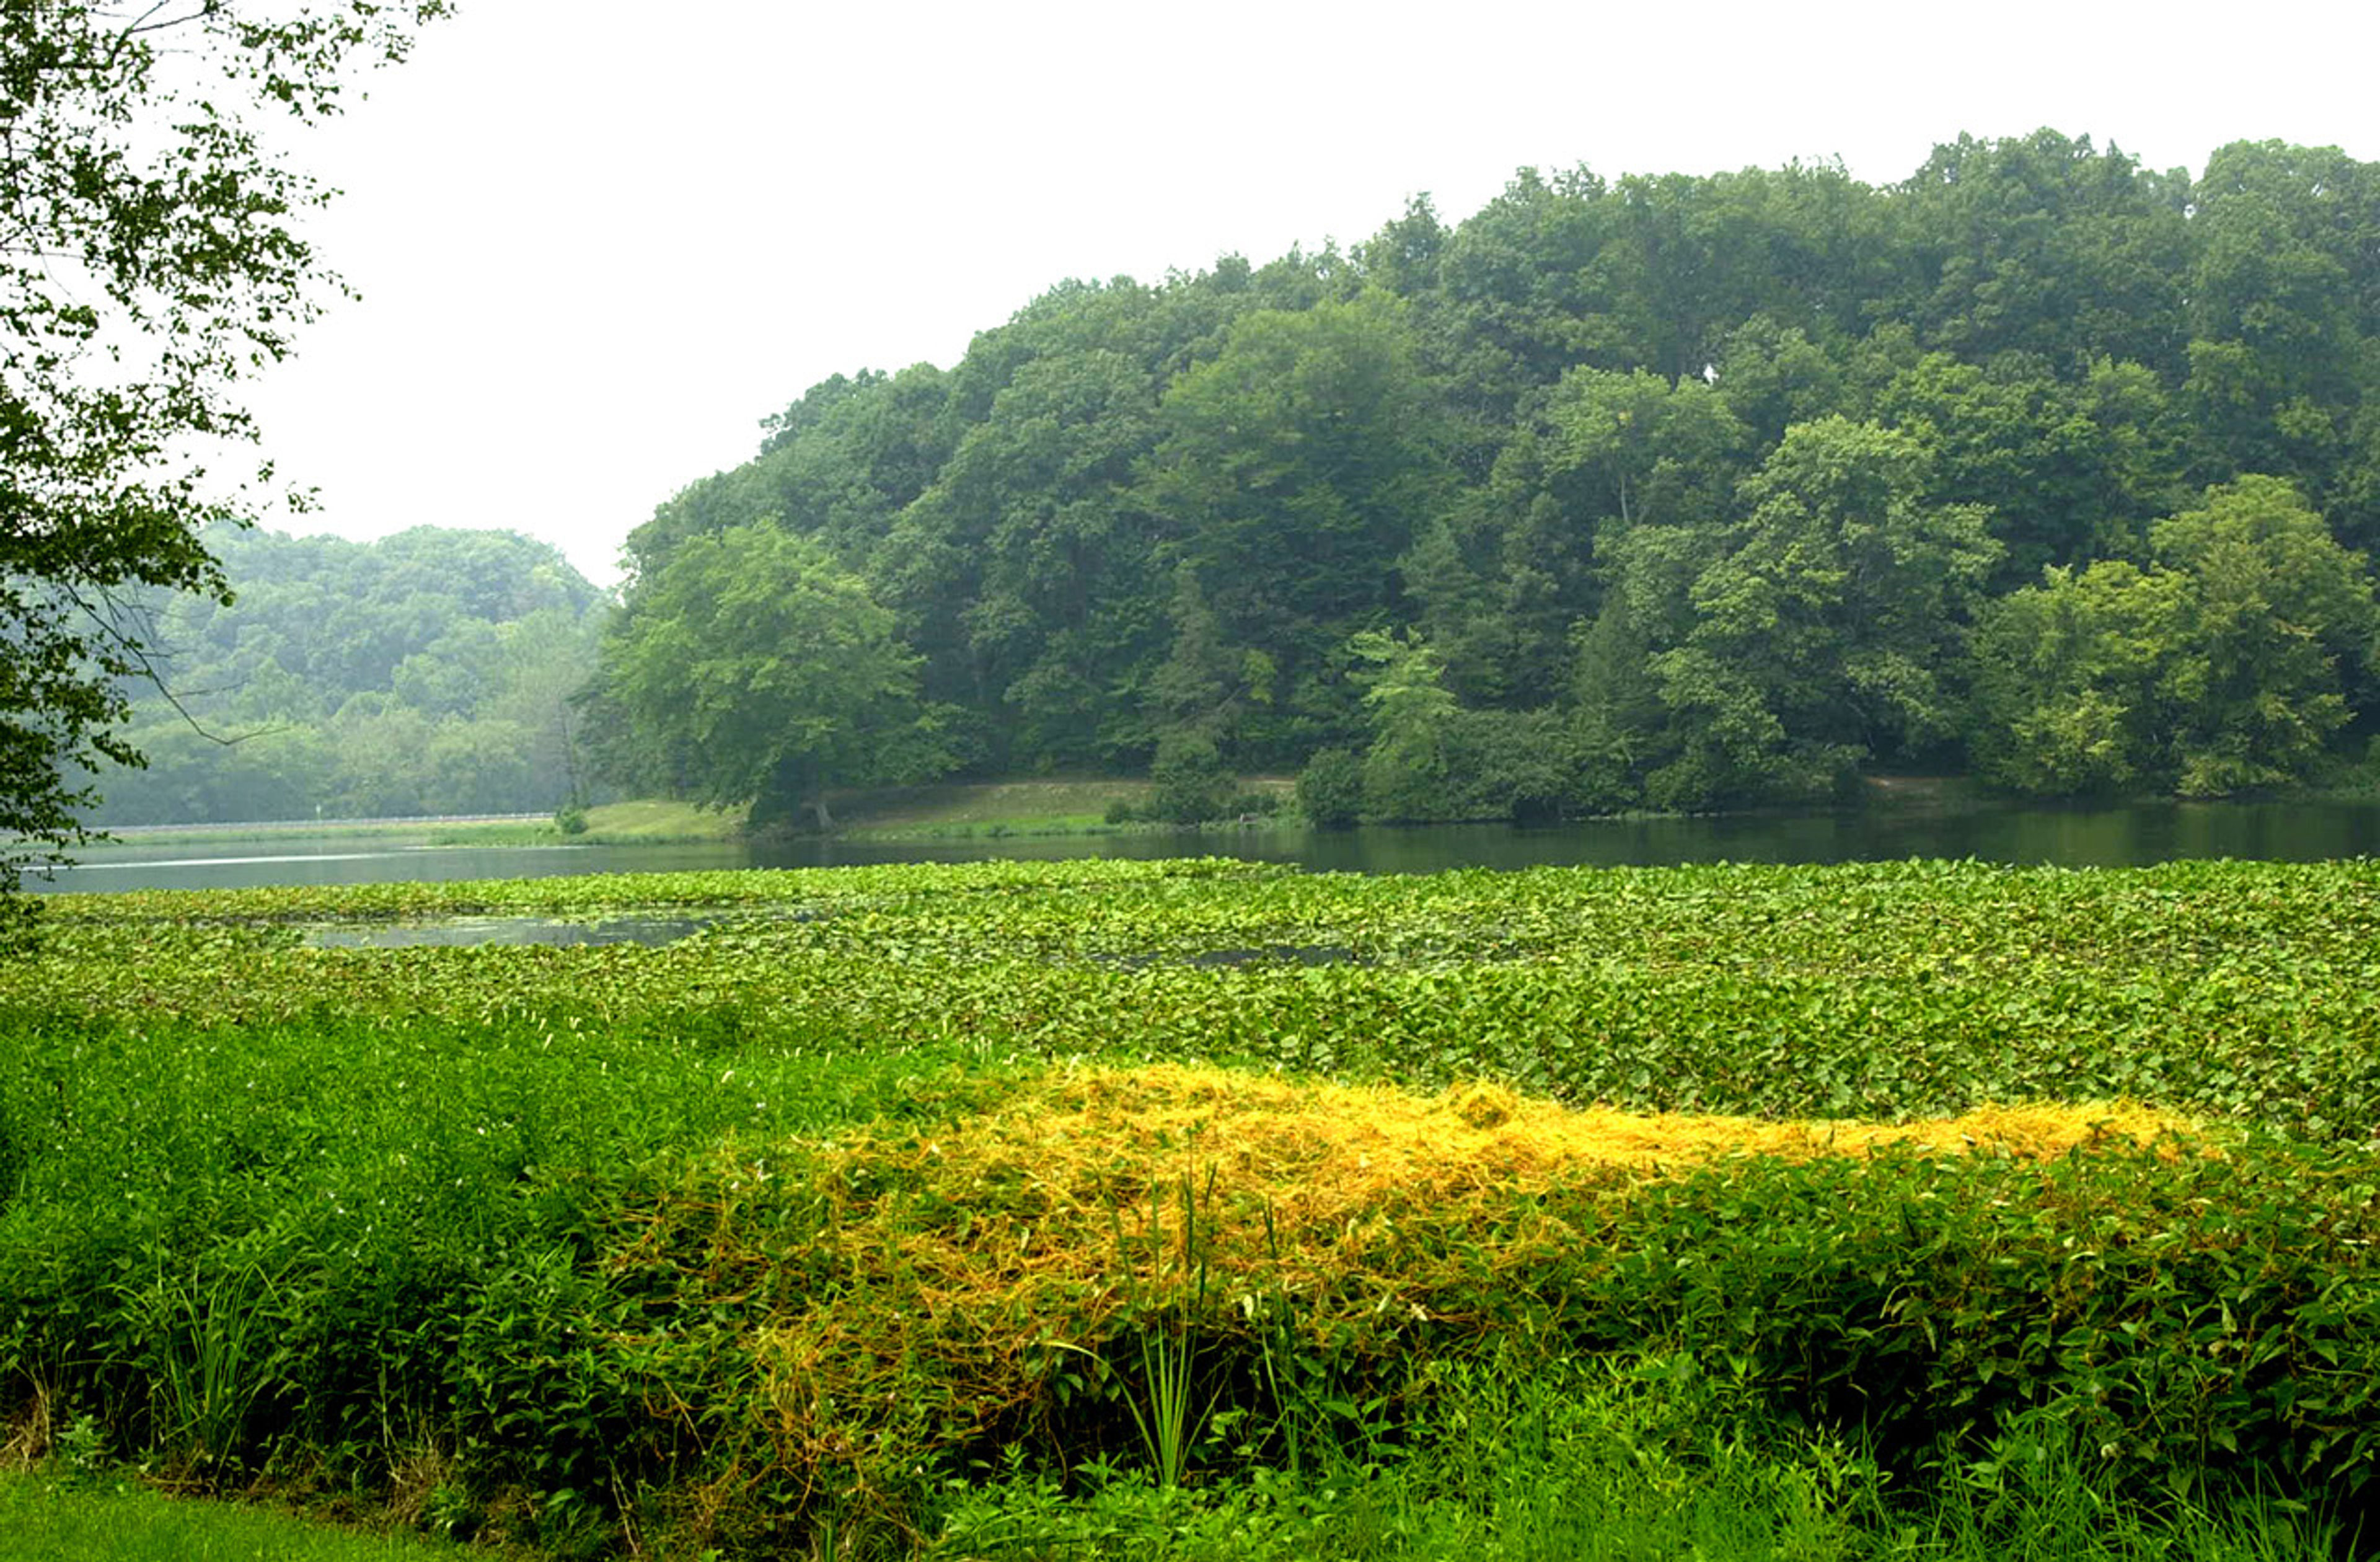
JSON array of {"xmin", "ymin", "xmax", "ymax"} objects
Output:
[
  {"xmin": 1348, "ymin": 628, "xmax": 1457, "ymax": 820},
  {"xmin": 77, "ymin": 527, "xmax": 605, "ymax": 826},
  {"xmin": 1889, "ymin": 131, "xmax": 2192, "ymax": 376},
  {"xmin": 1970, "ymin": 478, "xmax": 2378, "ymax": 796},
  {"xmin": 1969, "ymin": 562, "xmax": 2189, "ymax": 796},
  {"xmin": 2149, "ymin": 477, "xmax": 2378, "ymax": 794},
  {"xmin": 1, "ymin": 1, "xmax": 446, "ymax": 927},
  {"xmin": 1541, "ymin": 367, "xmax": 1750, "ymax": 533},
  {"xmin": 887, "ymin": 346, "xmax": 1163, "ymax": 769},
  {"xmin": 1606, "ymin": 417, "xmax": 2000, "ymax": 806},
  {"xmin": 1145, "ymin": 563, "xmax": 1244, "ymax": 741},
  {"xmin": 591, "ymin": 521, "xmax": 949, "ymax": 829},
  {"xmin": 2182, "ymin": 142, "xmax": 2377, "ymax": 498},
  {"xmin": 1872, "ymin": 352, "xmax": 2185, "ymax": 586},
  {"xmin": 1137, "ymin": 291, "xmax": 1456, "ymax": 759}
]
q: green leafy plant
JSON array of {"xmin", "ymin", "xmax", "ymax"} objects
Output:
[
  {"xmin": 1107, "ymin": 1162, "xmax": 1219, "ymax": 1489},
  {"xmin": 126, "ymin": 1258, "xmax": 280, "ymax": 1479}
]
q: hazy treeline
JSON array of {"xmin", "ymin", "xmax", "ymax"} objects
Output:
[
  {"xmin": 583, "ymin": 130, "xmax": 2380, "ymax": 826},
  {"xmin": 92, "ymin": 526, "xmax": 607, "ymax": 824}
]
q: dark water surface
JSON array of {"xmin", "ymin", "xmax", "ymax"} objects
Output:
[{"xmin": 26, "ymin": 796, "xmax": 2380, "ymax": 895}]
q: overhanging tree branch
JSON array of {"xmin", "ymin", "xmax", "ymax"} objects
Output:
[{"xmin": 0, "ymin": 1, "xmax": 446, "ymax": 940}]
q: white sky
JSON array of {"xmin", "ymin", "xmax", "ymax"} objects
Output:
[{"xmin": 235, "ymin": 0, "xmax": 2380, "ymax": 589}]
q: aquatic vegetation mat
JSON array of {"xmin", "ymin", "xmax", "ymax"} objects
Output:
[{"xmin": 14, "ymin": 855, "xmax": 2380, "ymax": 1138}]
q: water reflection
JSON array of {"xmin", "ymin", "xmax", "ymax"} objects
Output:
[{"xmin": 24, "ymin": 796, "xmax": 2380, "ymax": 895}]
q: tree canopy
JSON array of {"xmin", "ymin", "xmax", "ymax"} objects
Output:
[
  {"xmin": 614, "ymin": 145, "xmax": 2353, "ymax": 826},
  {"xmin": 594, "ymin": 521, "xmax": 945, "ymax": 829},
  {"xmin": 582, "ymin": 130, "xmax": 2380, "ymax": 824}
]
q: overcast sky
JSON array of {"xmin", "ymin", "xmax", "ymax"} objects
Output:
[{"xmin": 235, "ymin": 0, "xmax": 2380, "ymax": 588}]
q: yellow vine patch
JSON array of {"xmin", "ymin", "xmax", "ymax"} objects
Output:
[
  {"xmin": 653, "ymin": 1063, "xmax": 2208, "ymax": 1307},
  {"xmin": 896, "ymin": 1064, "xmax": 2204, "ymax": 1229}
]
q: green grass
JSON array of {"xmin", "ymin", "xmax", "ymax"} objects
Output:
[
  {"xmin": 936, "ymin": 1455, "xmax": 2343, "ymax": 1561},
  {"xmin": 0, "ymin": 1474, "xmax": 472, "ymax": 1562},
  {"xmin": 560, "ymin": 798, "xmax": 741, "ymax": 843},
  {"xmin": 937, "ymin": 1354, "xmax": 2346, "ymax": 1561}
]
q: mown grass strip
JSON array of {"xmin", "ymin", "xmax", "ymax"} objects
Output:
[{"xmin": 0, "ymin": 1474, "xmax": 472, "ymax": 1561}]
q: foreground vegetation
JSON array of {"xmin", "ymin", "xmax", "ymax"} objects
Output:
[{"xmin": 6, "ymin": 857, "xmax": 2380, "ymax": 1556}]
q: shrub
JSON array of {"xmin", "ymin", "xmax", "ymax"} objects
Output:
[
  {"xmin": 1442, "ymin": 708, "xmax": 1579, "ymax": 823},
  {"xmin": 1150, "ymin": 731, "xmax": 1236, "ymax": 824},
  {"xmin": 1295, "ymin": 748, "xmax": 1364, "ymax": 829}
]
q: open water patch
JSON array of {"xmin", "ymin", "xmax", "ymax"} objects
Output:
[
  {"xmin": 1188, "ymin": 943, "xmax": 1362, "ymax": 968},
  {"xmin": 303, "ymin": 914, "xmax": 716, "ymax": 950},
  {"xmin": 1086, "ymin": 943, "xmax": 1367, "ymax": 970}
]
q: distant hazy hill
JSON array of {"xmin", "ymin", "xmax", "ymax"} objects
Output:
[{"xmin": 94, "ymin": 525, "xmax": 609, "ymax": 825}]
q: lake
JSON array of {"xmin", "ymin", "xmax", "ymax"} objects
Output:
[{"xmin": 24, "ymin": 795, "xmax": 2380, "ymax": 893}]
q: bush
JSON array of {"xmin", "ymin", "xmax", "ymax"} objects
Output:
[
  {"xmin": 1150, "ymin": 731, "xmax": 1236, "ymax": 824},
  {"xmin": 1583, "ymin": 1138, "xmax": 2380, "ymax": 1497},
  {"xmin": 1296, "ymin": 748, "xmax": 1364, "ymax": 829},
  {"xmin": 1225, "ymin": 790, "xmax": 1283, "ymax": 820},
  {"xmin": 1442, "ymin": 709, "xmax": 1579, "ymax": 823},
  {"xmin": 1360, "ymin": 743, "xmax": 1447, "ymax": 823}
]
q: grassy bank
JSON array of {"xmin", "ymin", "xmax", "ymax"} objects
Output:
[
  {"xmin": 829, "ymin": 775, "xmax": 1299, "ymax": 839},
  {"xmin": 59, "ymin": 818, "xmax": 507, "ymax": 849},
  {"xmin": 6, "ymin": 858, "xmax": 2380, "ymax": 1556},
  {"xmin": 63, "ymin": 780, "xmax": 1268, "ymax": 853},
  {"xmin": 43, "ymin": 800, "xmax": 744, "ymax": 852},
  {"xmin": 423, "ymin": 798, "xmax": 742, "ymax": 847},
  {"xmin": 476, "ymin": 777, "xmax": 1298, "ymax": 847},
  {"xmin": 829, "ymin": 775, "xmax": 1157, "ymax": 836}
]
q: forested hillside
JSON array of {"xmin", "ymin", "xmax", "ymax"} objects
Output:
[
  {"xmin": 584, "ymin": 131, "xmax": 2380, "ymax": 826},
  {"xmin": 94, "ymin": 527, "xmax": 607, "ymax": 824}
]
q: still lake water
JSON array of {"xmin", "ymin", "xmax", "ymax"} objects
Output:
[{"xmin": 26, "ymin": 797, "xmax": 2380, "ymax": 894}]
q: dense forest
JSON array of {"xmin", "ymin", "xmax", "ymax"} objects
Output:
[
  {"xmin": 576, "ymin": 130, "xmax": 2380, "ymax": 829},
  {"xmin": 90, "ymin": 527, "xmax": 606, "ymax": 824}
]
